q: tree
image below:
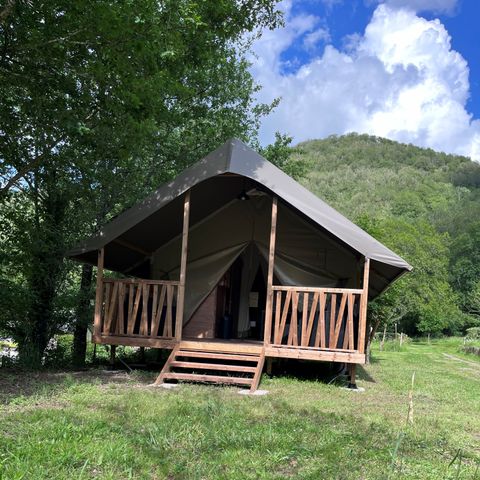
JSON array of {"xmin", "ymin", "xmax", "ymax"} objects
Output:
[
  {"xmin": 450, "ymin": 221, "xmax": 480, "ymax": 321},
  {"xmin": 291, "ymin": 134, "xmax": 479, "ymax": 336},
  {"xmin": 0, "ymin": 0, "xmax": 283, "ymax": 367},
  {"xmin": 359, "ymin": 217, "xmax": 464, "ymax": 337},
  {"xmin": 258, "ymin": 132, "xmax": 308, "ymax": 179}
]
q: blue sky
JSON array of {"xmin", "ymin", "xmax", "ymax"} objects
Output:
[{"xmin": 251, "ymin": 0, "xmax": 480, "ymax": 160}]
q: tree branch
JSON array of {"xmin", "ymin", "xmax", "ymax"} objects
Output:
[{"xmin": 0, "ymin": 0, "xmax": 16, "ymax": 25}]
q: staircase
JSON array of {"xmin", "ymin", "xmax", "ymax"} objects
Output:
[{"xmin": 154, "ymin": 340, "xmax": 265, "ymax": 392}]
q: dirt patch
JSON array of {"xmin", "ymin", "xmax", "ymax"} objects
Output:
[{"xmin": 441, "ymin": 353, "xmax": 480, "ymax": 369}]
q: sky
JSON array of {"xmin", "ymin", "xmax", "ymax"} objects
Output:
[{"xmin": 250, "ymin": 0, "xmax": 480, "ymax": 161}]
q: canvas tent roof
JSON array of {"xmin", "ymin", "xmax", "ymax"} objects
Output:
[{"xmin": 68, "ymin": 138, "xmax": 412, "ymax": 300}]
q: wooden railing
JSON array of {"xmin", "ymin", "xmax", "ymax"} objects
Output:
[
  {"xmin": 270, "ymin": 286, "xmax": 365, "ymax": 352},
  {"xmin": 96, "ymin": 279, "xmax": 179, "ymax": 339}
]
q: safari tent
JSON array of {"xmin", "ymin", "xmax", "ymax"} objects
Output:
[{"xmin": 69, "ymin": 139, "xmax": 411, "ymax": 391}]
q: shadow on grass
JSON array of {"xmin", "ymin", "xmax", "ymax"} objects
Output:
[
  {"xmin": 357, "ymin": 365, "xmax": 376, "ymax": 383},
  {"xmin": 0, "ymin": 368, "xmax": 149, "ymax": 405}
]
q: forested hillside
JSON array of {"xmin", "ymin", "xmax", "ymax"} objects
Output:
[{"xmin": 288, "ymin": 133, "xmax": 480, "ymax": 336}]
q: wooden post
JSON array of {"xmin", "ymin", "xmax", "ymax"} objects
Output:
[
  {"xmin": 380, "ymin": 324, "xmax": 387, "ymax": 351},
  {"xmin": 175, "ymin": 190, "xmax": 190, "ymax": 341},
  {"xmin": 93, "ymin": 248, "xmax": 105, "ymax": 337},
  {"xmin": 266, "ymin": 357, "xmax": 273, "ymax": 375},
  {"xmin": 357, "ymin": 257, "xmax": 370, "ymax": 354},
  {"xmin": 109, "ymin": 344, "xmax": 116, "ymax": 367},
  {"xmin": 348, "ymin": 363, "xmax": 357, "ymax": 389},
  {"xmin": 263, "ymin": 196, "xmax": 278, "ymax": 346}
]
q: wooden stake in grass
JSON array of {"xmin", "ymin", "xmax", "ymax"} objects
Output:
[
  {"xmin": 380, "ymin": 324, "xmax": 387, "ymax": 351},
  {"xmin": 399, "ymin": 332, "xmax": 403, "ymax": 348},
  {"xmin": 406, "ymin": 371, "xmax": 415, "ymax": 426}
]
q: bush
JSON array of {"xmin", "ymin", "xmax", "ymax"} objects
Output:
[
  {"xmin": 465, "ymin": 327, "xmax": 480, "ymax": 340},
  {"xmin": 43, "ymin": 335, "xmax": 74, "ymax": 368}
]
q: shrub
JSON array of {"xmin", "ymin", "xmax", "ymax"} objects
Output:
[
  {"xmin": 43, "ymin": 335, "xmax": 74, "ymax": 368},
  {"xmin": 465, "ymin": 327, "xmax": 480, "ymax": 340}
]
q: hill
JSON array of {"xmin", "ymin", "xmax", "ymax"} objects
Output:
[{"xmin": 286, "ymin": 134, "xmax": 480, "ymax": 336}]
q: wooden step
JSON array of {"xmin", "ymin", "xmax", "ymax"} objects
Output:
[
  {"xmin": 170, "ymin": 361, "xmax": 257, "ymax": 373},
  {"xmin": 162, "ymin": 372, "xmax": 253, "ymax": 386},
  {"xmin": 175, "ymin": 350, "xmax": 260, "ymax": 362},
  {"xmin": 153, "ymin": 343, "xmax": 265, "ymax": 391},
  {"xmin": 179, "ymin": 340, "xmax": 263, "ymax": 354}
]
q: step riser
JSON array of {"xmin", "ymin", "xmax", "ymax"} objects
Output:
[
  {"xmin": 175, "ymin": 351, "xmax": 260, "ymax": 362},
  {"xmin": 170, "ymin": 361, "xmax": 257, "ymax": 373},
  {"xmin": 163, "ymin": 372, "xmax": 252, "ymax": 386},
  {"xmin": 179, "ymin": 340, "xmax": 262, "ymax": 355}
]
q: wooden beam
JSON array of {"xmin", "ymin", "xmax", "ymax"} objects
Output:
[
  {"xmin": 265, "ymin": 345, "xmax": 366, "ymax": 364},
  {"xmin": 103, "ymin": 278, "xmax": 179, "ymax": 285},
  {"xmin": 358, "ymin": 258, "xmax": 370, "ymax": 353},
  {"xmin": 93, "ymin": 334, "xmax": 176, "ymax": 349},
  {"xmin": 162, "ymin": 372, "xmax": 252, "ymax": 386},
  {"xmin": 179, "ymin": 340, "xmax": 263, "ymax": 355},
  {"xmin": 175, "ymin": 190, "xmax": 191, "ymax": 341},
  {"xmin": 113, "ymin": 238, "xmax": 151, "ymax": 257},
  {"xmin": 93, "ymin": 248, "xmax": 104, "ymax": 336},
  {"xmin": 272, "ymin": 285, "xmax": 363, "ymax": 294},
  {"xmin": 263, "ymin": 195, "xmax": 278, "ymax": 345},
  {"xmin": 153, "ymin": 344, "xmax": 179, "ymax": 385},
  {"xmin": 175, "ymin": 351, "xmax": 261, "ymax": 362},
  {"xmin": 249, "ymin": 349, "xmax": 266, "ymax": 393},
  {"xmin": 170, "ymin": 361, "xmax": 257, "ymax": 373}
]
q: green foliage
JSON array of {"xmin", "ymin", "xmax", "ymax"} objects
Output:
[
  {"xmin": 0, "ymin": 0, "xmax": 283, "ymax": 366},
  {"xmin": 466, "ymin": 327, "xmax": 480, "ymax": 340},
  {"xmin": 293, "ymin": 133, "xmax": 479, "ymax": 335},
  {"xmin": 258, "ymin": 132, "xmax": 308, "ymax": 178}
]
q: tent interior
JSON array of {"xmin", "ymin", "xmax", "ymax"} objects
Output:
[{"xmin": 87, "ymin": 174, "xmax": 364, "ymax": 342}]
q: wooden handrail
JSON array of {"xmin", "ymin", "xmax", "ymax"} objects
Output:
[
  {"xmin": 99, "ymin": 278, "xmax": 179, "ymax": 339},
  {"xmin": 102, "ymin": 278, "xmax": 180, "ymax": 285},
  {"xmin": 272, "ymin": 285, "xmax": 363, "ymax": 294},
  {"xmin": 269, "ymin": 285, "xmax": 366, "ymax": 352}
]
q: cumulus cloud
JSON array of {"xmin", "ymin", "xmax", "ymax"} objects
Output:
[
  {"xmin": 251, "ymin": 2, "xmax": 480, "ymax": 161},
  {"xmin": 304, "ymin": 27, "xmax": 331, "ymax": 50},
  {"xmin": 378, "ymin": 0, "xmax": 459, "ymax": 15}
]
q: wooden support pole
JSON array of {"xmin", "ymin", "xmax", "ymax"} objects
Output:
[
  {"xmin": 348, "ymin": 363, "xmax": 357, "ymax": 388},
  {"xmin": 358, "ymin": 257, "xmax": 370, "ymax": 354},
  {"xmin": 93, "ymin": 248, "xmax": 105, "ymax": 337},
  {"xmin": 175, "ymin": 190, "xmax": 190, "ymax": 341},
  {"xmin": 263, "ymin": 196, "xmax": 278, "ymax": 346},
  {"xmin": 109, "ymin": 344, "xmax": 116, "ymax": 367},
  {"xmin": 266, "ymin": 357, "xmax": 273, "ymax": 376}
]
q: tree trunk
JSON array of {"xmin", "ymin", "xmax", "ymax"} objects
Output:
[
  {"xmin": 18, "ymin": 173, "xmax": 67, "ymax": 368},
  {"xmin": 20, "ymin": 260, "xmax": 61, "ymax": 367},
  {"xmin": 72, "ymin": 264, "xmax": 93, "ymax": 367}
]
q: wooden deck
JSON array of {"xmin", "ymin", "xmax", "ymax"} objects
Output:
[{"xmin": 90, "ymin": 193, "xmax": 370, "ymax": 391}]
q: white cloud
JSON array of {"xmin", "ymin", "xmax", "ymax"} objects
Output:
[
  {"xmin": 379, "ymin": 0, "xmax": 458, "ymax": 15},
  {"xmin": 251, "ymin": 3, "xmax": 480, "ymax": 161},
  {"xmin": 320, "ymin": 0, "xmax": 344, "ymax": 11},
  {"xmin": 304, "ymin": 27, "xmax": 331, "ymax": 50}
]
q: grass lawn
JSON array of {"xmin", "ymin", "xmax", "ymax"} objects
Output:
[{"xmin": 0, "ymin": 338, "xmax": 479, "ymax": 479}]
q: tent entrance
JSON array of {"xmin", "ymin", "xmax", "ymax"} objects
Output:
[{"xmin": 182, "ymin": 244, "xmax": 267, "ymax": 341}]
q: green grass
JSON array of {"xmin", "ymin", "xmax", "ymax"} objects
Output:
[{"xmin": 1, "ymin": 338, "xmax": 479, "ymax": 479}]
